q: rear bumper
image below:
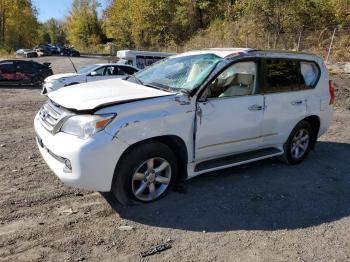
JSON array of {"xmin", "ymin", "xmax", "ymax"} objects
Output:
[
  {"xmin": 318, "ymin": 106, "xmax": 334, "ymax": 137},
  {"xmin": 34, "ymin": 113, "xmax": 129, "ymax": 191}
]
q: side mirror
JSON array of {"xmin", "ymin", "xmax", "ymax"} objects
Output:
[
  {"xmin": 90, "ymin": 71, "xmax": 97, "ymax": 76},
  {"xmin": 198, "ymin": 88, "xmax": 209, "ymax": 103}
]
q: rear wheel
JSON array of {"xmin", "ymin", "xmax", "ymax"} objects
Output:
[
  {"xmin": 112, "ymin": 142, "xmax": 178, "ymax": 205},
  {"xmin": 281, "ymin": 121, "xmax": 313, "ymax": 164}
]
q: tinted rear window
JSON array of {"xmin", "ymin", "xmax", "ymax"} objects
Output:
[
  {"xmin": 261, "ymin": 59, "xmax": 299, "ymax": 93},
  {"xmin": 120, "ymin": 66, "xmax": 137, "ymax": 75},
  {"xmin": 260, "ymin": 59, "xmax": 319, "ymax": 94},
  {"xmin": 17, "ymin": 62, "xmax": 37, "ymax": 73}
]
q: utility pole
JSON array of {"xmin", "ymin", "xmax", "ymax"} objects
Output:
[
  {"xmin": 296, "ymin": 31, "xmax": 302, "ymax": 51},
  {"xmin": 326, "ymin": 28, "xmax": 336, "ymax": 63}
]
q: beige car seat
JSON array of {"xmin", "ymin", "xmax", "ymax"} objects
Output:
[{"xmin": 219, "ymin": 74, "xmax": 254, "ymax": 97}]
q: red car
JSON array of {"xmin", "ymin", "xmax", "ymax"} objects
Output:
[{"xmin": 0, "ymin": 60, "xmax": 53, "ymax": 86}]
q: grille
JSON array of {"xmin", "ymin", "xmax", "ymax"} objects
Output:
[{"xmin": 38, "ymin": 100, "xmax": 71, "ymax": 133}]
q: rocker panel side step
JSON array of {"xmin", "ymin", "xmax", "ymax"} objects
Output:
[{"xmin": 194, "ymin": 148, "xmax": 282, "ymax": 172}]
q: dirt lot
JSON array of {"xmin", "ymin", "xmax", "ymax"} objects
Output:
[{"xmin": 0, "ymin": 56, "xmax": 350, "ymax": 262}]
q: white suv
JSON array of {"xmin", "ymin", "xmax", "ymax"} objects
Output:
[
  {"xmin": 42, "ymin": 63, "xmax": 138, "ymax": 94},
  {"xmin": 34, "ymin": 48, "xmax": 334, "ymax": 204}
]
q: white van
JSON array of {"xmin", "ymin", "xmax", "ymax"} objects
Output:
[{"xmin": 117, "ymin": 50, "xmax": 176, "ymax": 70}]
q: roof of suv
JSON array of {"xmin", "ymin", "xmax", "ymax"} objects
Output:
[
  {"xmin": 175, "ymin": 48, "xmax": 254, "ymax": 58},
  {"xmin": 253, "ymin": 50, "xmax": 323, "ymax": 62},
  {"xmin": 175, "ymin": 48, "xmax": 322, "ymax": 62}
]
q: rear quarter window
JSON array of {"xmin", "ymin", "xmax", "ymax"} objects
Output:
[{"xmin": 300, "ymin": 61, "xmax": 320, "ymax": 88}]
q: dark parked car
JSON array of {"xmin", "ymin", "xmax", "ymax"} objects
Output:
[
  {"xmin": 33, "ymin": 44, "xmax": 53, "ymax": 55},
  {"xmin": 35, "ymin": 48, "xmax": 51, "ymax": 57},
  {"xmin": 15, "ymin": 49, "xmax": 38, "ymax": 58},
  {"xmin": 0, "ymin": 60, "xmax": 53, "ymax": 86},
  {"xmin": 60, "ymin": 47, "xmax": 80, "ymax": 57},
  {"xmin": 48, "ymin": 44, "xmax": 61, "ymax": 55}
]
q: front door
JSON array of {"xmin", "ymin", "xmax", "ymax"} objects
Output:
[{"xmin": 195, "ymin": 61, "xmax": 264, "ymax": 161}]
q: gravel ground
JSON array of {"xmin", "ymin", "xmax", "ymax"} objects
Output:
[{"xmin": 0, "ymin": 56, "xmax": 350, "ymax": 262}]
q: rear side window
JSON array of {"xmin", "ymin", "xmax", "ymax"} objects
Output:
[
  {"xmin": 261, "ymin": 59, "xmax": 320, "ymax": 94},
  {"xmin": 261, "ymin": 59, "xmax": 300, "ymax": 93},
  {"xmin": 300, "ymin": 62, "xmax": 320, "ymax": 88},
  {"xmin": 120, "ymin": 66, "xmax": 137, "ymax": 75},
  {"xmin": 17, "ymin": 62, "xmax": 36, "ymax": 74}
]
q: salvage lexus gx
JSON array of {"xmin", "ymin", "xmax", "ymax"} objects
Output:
[{"xmin": 34, "ymin": 48, "xmax": 334, "ymax": 204}]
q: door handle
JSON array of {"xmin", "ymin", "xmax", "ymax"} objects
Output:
[
  {"xmin": 248, "ymin": 105, "xmax": 263, "ymax": 111},
  {"xmin": 291, "ymin": 100, "xmax": 303, "ymax": 105}
]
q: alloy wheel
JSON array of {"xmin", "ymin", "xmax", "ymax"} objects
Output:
[
  {"xmin": 131, "ymin": 157, "xmax": 172, "ymax": 202},
  {"xmin": 291, "ymin": 128, "xmax": 310, "ymax": 159}
]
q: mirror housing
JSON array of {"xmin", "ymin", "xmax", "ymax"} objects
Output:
[
  {"xmin": 90, "ymin": 71, "xmax": 97, "ymax": 76},
  {"xmin": 198, "ymin": 88, "xmax": 209, "ymax": 103}
]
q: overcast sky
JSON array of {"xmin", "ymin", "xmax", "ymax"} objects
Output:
[{"xmin": 33, "ymin": 0, "xmax": 108, "ymax": 22}]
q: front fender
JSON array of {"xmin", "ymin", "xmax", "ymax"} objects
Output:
[{"xmin": 103, "ymin": 98, "xmax": 195, "ymax": 161}]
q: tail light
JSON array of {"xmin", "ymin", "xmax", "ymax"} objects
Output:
[{"xmin": 329, "ymin": 80, "xmax": 335, "ymax": 105}]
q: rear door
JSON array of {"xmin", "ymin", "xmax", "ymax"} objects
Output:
[
  {"xmin": 16, "ymin": 61, "xmax": 37, "ymax": 84},
  {"xmin": 259, "ymin": 58, "xmax": 307, "ymax": 147}
]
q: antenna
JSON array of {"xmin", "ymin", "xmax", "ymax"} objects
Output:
[{"xmin": 67, "ymin": 56, "xmax": 78, "ymax": 73}]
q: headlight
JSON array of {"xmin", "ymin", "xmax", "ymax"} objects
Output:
[{"xmin": 61, "ymin": 114, "xmax": 116, "ymax": 139}]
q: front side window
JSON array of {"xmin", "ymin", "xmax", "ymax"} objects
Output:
[
  {"xmin": 78, "ymin": 64, "xmax": 100, "ymax": 74},
  {"xmin": 135, "ymin": 54, "xmax": 222, "ymax": 91},
  {"xmin": 261, "ymin": 59, "xmax": 300, "ymax": 93},
  {"xmin": 206, "ymin": 61, "xmax": 257, "ymax": 98},
  {"xmin": 94, "ymin": 66, "xmax": 106, "ymax": 76}
]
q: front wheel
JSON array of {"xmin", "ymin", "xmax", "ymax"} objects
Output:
[
  {"xmin": 112, "ymin": 142, "xmax": 178, "ymax": 205},
  {"xmin": 281, "ymin": 121, "xmax": 313, "ymax": 164}
]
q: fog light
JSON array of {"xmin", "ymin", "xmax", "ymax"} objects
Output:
[{"xmin": 63, "ymin": 159, "xmax": 72, "ymax": 173}]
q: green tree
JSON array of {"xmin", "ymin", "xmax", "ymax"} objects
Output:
[
  {"xmin": 66, "ymin": 0, "xmax": 106, "ymax": 48},
  {"xmin": 0, "ymin": 0, "xmax": 39, "ymax": 50}
]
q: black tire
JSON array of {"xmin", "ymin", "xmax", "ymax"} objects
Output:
[
  {"xmin": 281, "ymin": 120, "xmax": 313, "ymax": 165},
  {"xmin": 112, "ymin": 141, "xmax": 178, "ymax": 205},
  {"xmin": 31, "ymin": 74, "xmax": 44, "ymax": 87}
]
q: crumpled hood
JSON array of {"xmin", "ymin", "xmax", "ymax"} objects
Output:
[
  {"xmin": 48, "ymin": 78, "xmax": 175, "ymax": 111},
  {"xmin": 45, "ymin": 73, "xmax": 80, "ymax": 81}
]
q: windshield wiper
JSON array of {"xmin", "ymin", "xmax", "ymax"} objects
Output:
[
  {"xmin": 144, "ymin": 83, "xmax": 173, "ymax": 93},
  {"xmin": 125, "ymin": 75, "xmax": 144, "ymax": 85},
  {"xmin": 146, "ymin": 82, "xmax": 184, "ymax": 93}
]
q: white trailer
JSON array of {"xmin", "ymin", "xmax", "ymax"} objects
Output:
[{"xmin": 116, "ymin": 50, "xmax": 176, "ymax": 70}]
